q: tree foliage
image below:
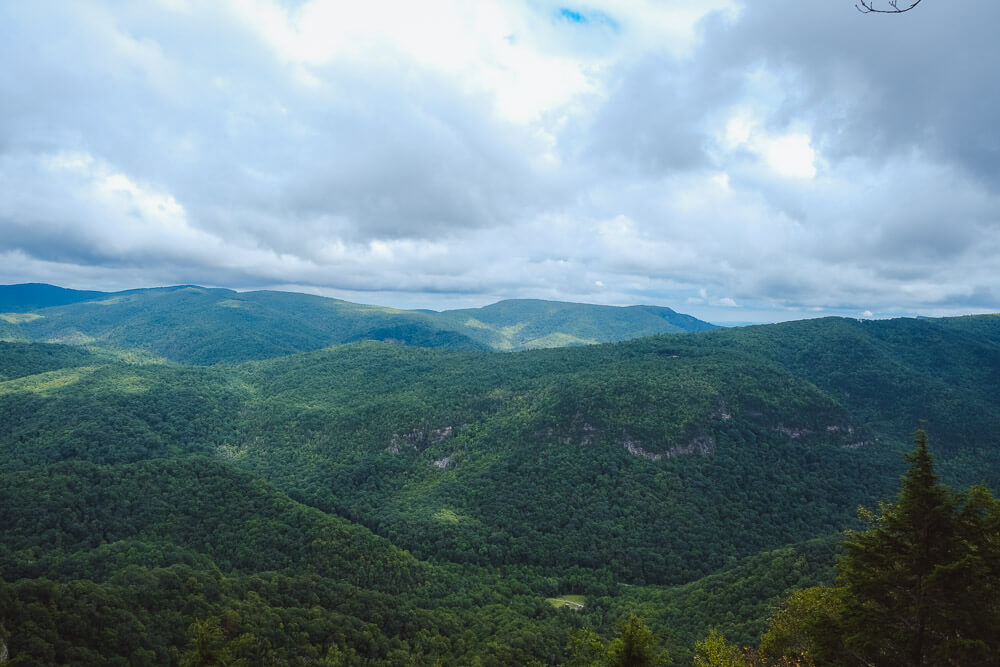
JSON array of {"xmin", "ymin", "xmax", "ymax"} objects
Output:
[
  {"xmin": 694, "ymin": 628, "xmax": 744, "ymax": 667},
  {"xmin": 4, "ymin": 309, "xmax": 1000, "ymax": 663},
  {"xmin": 762, "ymin": 431, "xmax": 1000, "ymax": 665},
  {"xmin": 566, "ymin": 614, "xmax": 670, "ymax": 667}
]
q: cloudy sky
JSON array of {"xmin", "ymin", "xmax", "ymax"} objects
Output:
[{"xmin": 1, "ymin": 1, "xmax": 997, "ymax": 322}]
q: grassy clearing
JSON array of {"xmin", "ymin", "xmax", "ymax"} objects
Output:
[
  {"xmin": 546, "ymin": 595, "xmax": 585, "ymax": 610},
  {"xmin": 0, "ymin": 313, "xmax": 43, "ymax": 324},
  {"xmin": 433, "ymin": 508, "xmax": 461, "ymax": 524},
  {"xmin": 217, "ymin": 299, "xmax": 246, "ymax": 309},
  {"xmin": 0, "ymin": 366, "xmax": 97, "ymax": 396},
  {"xmin": 522, "ymin": 332, "xmax": 596, "ymax": 349}
]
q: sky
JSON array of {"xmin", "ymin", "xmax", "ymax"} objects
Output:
[{"xmin": 1, "ymin": 1, "xmax": 998, "ymax": 323}]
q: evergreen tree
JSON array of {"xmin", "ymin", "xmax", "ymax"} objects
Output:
[
  {"xmin": 765, "ymin": 430, "xmax": 1000, "ymax": 665},
  {"xmin": 566, "ymin": 615, "xmax": 669, "ymax": 667},
  {"xmin": 603, "ymin": 614, "xmax": 669, "ymax": 667},
  {"xmin": 941, "ymin": 483, "xmax": 1000, "ymax": 662},
  {"xmin": 838, "ymin": 429, "xmax": 960, "ymax": 665}
]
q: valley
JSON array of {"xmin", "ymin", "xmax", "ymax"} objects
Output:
[{"xmin": 1, "ymin": 285, "xmax": 999, "ymax": 663}]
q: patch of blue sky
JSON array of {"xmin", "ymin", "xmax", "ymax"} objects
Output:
[
  {"xmin": 557, "ymin": 7, "xmax": 620, "ymax": 31},
  {"xmin": 559, "ymin": 8, "xmax": 585, "ymax": 22}
]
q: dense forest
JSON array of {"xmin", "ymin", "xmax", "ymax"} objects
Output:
[{"xmin": 2, "ymin": 287, "xmax": 1000, "ymax": 664}]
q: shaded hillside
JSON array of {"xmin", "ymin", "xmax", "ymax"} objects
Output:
[
  {"xmin": 0, "ymin": 283, "xmax": 107, "ymax": 311},
  {"xmin": 0, "ymin": 457, "xmax": 573, "ymax": 665},
  {"xmin": 615, "ymin": 535, "xmax": 841, "ymax": 663},
  {"xmin": 0, "ymin": 457, "xmax": 421, "ymax": 591},
  {"xmin": 0, "ymin": 341, "xmax": 96, "ymax": 381},
  {"xmin": 669, "ymin": 316, "xmax": 1000, "ymax": 461},
  {"xmin": 437, "ymin": 298, "xmax": 718, "ymax": 349}
]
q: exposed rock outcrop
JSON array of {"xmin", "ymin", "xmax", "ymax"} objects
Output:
[
  {"xmin": 388, "ymin": 425, "xmax": 462, "ymax": 453},
  {"xmin": 622, "ymin": 433, "xmax": 715, "ymax": 461}
]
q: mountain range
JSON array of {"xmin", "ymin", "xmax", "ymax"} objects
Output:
[
  {"xmin": 0, "ymin": 283, "xmax": 718, "ymax": 363},
  {"xmin": 1, "ymin": 283, "xmax": 999, "ymax": 664}
]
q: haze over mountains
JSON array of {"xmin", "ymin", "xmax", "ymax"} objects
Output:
[{"xmin": 2, "ymin": 280, "xmax": 1000, "ymax": 663}]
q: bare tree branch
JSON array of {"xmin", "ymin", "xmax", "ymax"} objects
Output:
[{"xmin": 856, "ymin": 0, "xmax": 923, "ymax": 13}]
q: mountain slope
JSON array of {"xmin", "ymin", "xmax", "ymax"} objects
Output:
[
  {"xmin": 671, "ymin": 316, "xmax": 1000, "ymax": 457},
  {"xmin": 0, "ymin": 285, "xmax": 486, "ymax": 363},
  {"xmin": 0, "ymin": 283, "xmax": 107, "ymax": 311},
  {"xmin": 3, "ymin": 312, "xmax": 1000, "ymax": 663},
  {"xmin": 0, "ymin": 284, "xmax": 718, "ymax": 362},
  {"xmin": 0, "ymin": 457, "xmax": 422, "ymax": 590},
  {"xmin": 437, "ymin": 298, "xmax": 718, "ymax": 349},
  {"xmin": 5, "ymin": 314, "xmax": 999, "ymax": 586},
  {"xmin": 0, "ymin": 333, "xmax": 890, "ymax": 586},
  {"xmin": 0, "ymin": 456, "xmax": 576, "ymax": 665},
  {"xmin": 232, "ymin": 340, "xmax": 886, "ymax": 585}
]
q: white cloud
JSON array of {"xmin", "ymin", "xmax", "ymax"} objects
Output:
[
  {"xmin": 0, "ymin": 1, "xmax": 998, "ymax": 320},
  {"xmin": 761, "ymin": 133, "xmax": 816, "ymax": 179},
  {"xmin": 223, "ymin": 0, "xmax": 601, "ymax": 123},
  {"xmin": 719, "ymin": 110, "xmax": 817, "ymax": 179}
]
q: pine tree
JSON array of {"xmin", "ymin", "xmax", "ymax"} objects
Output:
[
  {"xmin": 566, "ymin": 615, "xmax": 669, "ymax": 667},
  {"xmin": 603, "ymin": 614, "xmax": 669, "ymax": 667},
  {"xmin": 761, "ymin": 430, "xmax": 1000, "ymax": 665},
  {"xmin": 837, "ymin": 430, "xmax": 964, "ymax": 665}
]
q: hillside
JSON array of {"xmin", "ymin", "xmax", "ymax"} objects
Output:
[
  {"xmin": 231, "ymin": 341, "xmax": 880, "ymax": 586},
  {"xmin": 2, "ymin": 312, "xmax": 1000, "ymax": 663},
  {"xmin": 0, "ymin": 283, "xmax": 108, "ymax": 311},
  {"xmin": 0, "ymin": 284, "xmax": 717, "ymax": 363},
  {"xmin": 0, "ymin": 456, "xmax": 577, "ymax": 664},
  {"xmin": 0, "ymin": 285, "xmax": 485, "ymax": 363},
  {"xmin": 437, "ymin": 299, "xmax": 718, "ymax": 349},
  {"xmin": 673, "ymin": 315, "xmax": 1000, "ymax": 464}
]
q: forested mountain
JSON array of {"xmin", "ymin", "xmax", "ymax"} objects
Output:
[
  {"xmin": 0, "ymin": 285, "xmax": 486, "ymax": 363},
  {"xmin": 0, "ymin": 283, "xmax": 108, "ymax": 311},
  {"xmin": 678, "ymin": 315, "xmax": 1000, "ymax": 462},
  {"xmin": 0, "ymin": 457, "xmax": 574, "ymax": 665},
  {"xmin": 434, "ymin": 299, "xmax": 718, "ymax": 350},
  {"xmin": 0, "ymin": 284, "xmax": 717, "ymax": 363},
  {"xmin": 1, "ymin": 308, "xmax": 999, "ymax": 664}
]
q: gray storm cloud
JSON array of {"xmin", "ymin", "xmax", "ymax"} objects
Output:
[{"xmin": 0, "ymin": 0, "xmax": 997, "ymax": 321}]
